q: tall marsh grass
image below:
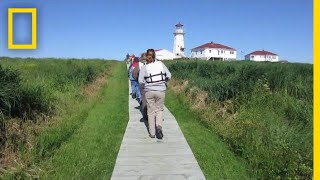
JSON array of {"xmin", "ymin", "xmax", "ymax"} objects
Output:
[
  {"xmin": 166, "ymin": 60, "xmax": 313, "ymax": 179},
  {"xmin": 0, "ymin": 57, "xmax": 112, "ymax": 168}
]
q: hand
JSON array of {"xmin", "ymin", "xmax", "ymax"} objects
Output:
[{"xmin": 147, "ymin": 56, "xmax": 153, "ymax": 61}]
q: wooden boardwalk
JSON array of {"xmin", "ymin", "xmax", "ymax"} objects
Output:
[{"xmin": 110, "ymin": 81, "xmax": 206, "ymax": 180}]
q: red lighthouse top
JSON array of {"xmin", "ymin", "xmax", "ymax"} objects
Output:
[{"xmin": 175, "ymin": 22, "xmax": 183, "ymax": 27}]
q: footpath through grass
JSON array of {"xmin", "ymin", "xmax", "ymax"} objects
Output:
[
  {"xmin": 166, "ymin": 89, "xmax": 251, "ymax": 180},
  {"xmin": 40, "ymin": 62, "xmax": 128, "ymax": 179}
]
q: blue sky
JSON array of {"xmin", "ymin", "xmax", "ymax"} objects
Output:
[{"xmin": 0, "ymin": 0, "xmax": 313, "ymax": 63}]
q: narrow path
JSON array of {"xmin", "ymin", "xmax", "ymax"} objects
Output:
[{"xmin": 111, "ymin": 78, "xmax": 206, "ymax": 179}]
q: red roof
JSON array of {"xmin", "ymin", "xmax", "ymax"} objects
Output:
[
  {"xmin": 175, "ymin": 22, "xmax": 183, "ymax": 27},
  {"xmin": 247, "ymin": 50, "xmax": 277, "ymax": 56},
  {"xmin": 192, "ymin": 42, "xmax": 235, "ymax": 50}
]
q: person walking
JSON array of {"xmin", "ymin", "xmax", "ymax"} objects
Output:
[
  {"xmin": 128, "ymin": 57, "xmax": 141, "ymax": 102},
  {"xmin": 133, "ymin": 54, "xmax": 148, "ymax": 121},
  {"xmin": 138, "ymin": 49, "xmax": 171, "ymax": 139}
]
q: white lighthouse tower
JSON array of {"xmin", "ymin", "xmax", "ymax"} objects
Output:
[{"xmin": 173, "ymin": 22, "xmax": 185, "ymax": 58}]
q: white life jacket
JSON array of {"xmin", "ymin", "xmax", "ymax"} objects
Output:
[
  {"xmin": 144, "ymin": 61, "xmax": 166, "ymax": 83},
  {"xmin": 139, "ymin": 61, "xmax": 145, "ymax": 70}
]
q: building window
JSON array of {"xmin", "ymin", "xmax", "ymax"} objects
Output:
[
  {"xmin": 230, "ymin": 51, "xmax": 234, "ymax": 54},
  {"xmin": 196, "ymin": 51, "xmax": 197, "ymax": 55},
  {"xmin": 201, "ymin": 50, "xmax": 203, "ymax": 54},
  {"xmin": 209, "ymin": 50, "xmax": 212, "ymax": 53},
  {"xmin": 251, "ymin": 55, "xmax": 254, "ymax": 59}
]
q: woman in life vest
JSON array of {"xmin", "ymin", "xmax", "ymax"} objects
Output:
[{"xmin": 138, "ymin": 49, "xmax": 171, "ymax": 139}]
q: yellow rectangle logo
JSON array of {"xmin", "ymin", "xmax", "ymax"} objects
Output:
[{"xmin": 8, "ymin": 8, "xmax": 37, "ymax": 49}]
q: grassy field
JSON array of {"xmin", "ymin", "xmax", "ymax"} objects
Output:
[
  {"xmin": 1, "ymin": 57, "xmax": 313, "ymax": 179},
  {"xmin": 0, "ymin": 57, "xmax": 111, "ymax": 120},
  {"xmin": 0, "ymin": 58, "xmax": 128, "ymax": 179},
  {"xmin": 166, "ymin": 89, "xmax": 251, "ymax": 179},
  {"xmin": 40, "ymin": 62, "xmax": 128, "ymax": 179},
  {"xmin": 165, "ymin": 60, "xmax": 313, "ymax": 179}
]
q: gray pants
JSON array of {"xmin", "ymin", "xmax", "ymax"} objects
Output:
[
  {"xmin": 139, "ymin": 84, "xmax": 148, "ymax": 120},
  {"xmin": 145, "ymin": 91, "xmax": 165, "ymax": 136}
]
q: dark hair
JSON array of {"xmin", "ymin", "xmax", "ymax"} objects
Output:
[
  {"xmin": 140, "ymin": 52, "xmax": 146, "ymax": 58},
  {"xmin": 133, "ymin": 57, "xmax": 139, "ymax": 62},
  {"xmin": 146, "ymin": 49, "xmax": 156, "ymax": 60}
]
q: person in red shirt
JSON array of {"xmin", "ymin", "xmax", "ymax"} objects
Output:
[{"xmin": 128, "ymin": 57, "xmax": 141, "ymax": 102}]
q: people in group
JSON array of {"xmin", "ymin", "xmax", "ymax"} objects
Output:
[
  {"xmin": 138, "ymin": 49, "xmax": 171, "ymax": 139},
  {"xmin": 128, "ymin": 57, "xmax": 141, "ymax": 103},
  {"xmin": 125, "ymin": 53, "xmax": 130, "ymax": 64},
  {"xmin": 132, "ymin": 53, "xmax": 148, "ymax": 121}
]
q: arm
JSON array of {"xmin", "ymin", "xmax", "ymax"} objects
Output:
[
  {"xmin": 128, "ymin": 65, "xmax": 132, "ymax": 77},
  {"xmin": 162, "ymin": 63, "xmax": 171, "ymax": 80},
  {"xmin": 138, "ymin": 65, "xmax": 146, "ymax": 84}
]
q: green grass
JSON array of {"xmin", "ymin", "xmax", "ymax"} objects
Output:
[
  {"xmin": 0, "ymin": 57, "xmax": 111, "ymax": 120},
  {"xmin": 164, "ymin": 60, "xmax": 313, "ymax": 179},
  {"xmin": 0, "ymin": 58, "xmax": 124, "ymax": 179},
  {"xmin": 39, "ymin": 62, "xmax": 128, "ymax": 179},
  {"xmin": 166, "ymin": 89, "xmax": 251, "ymax": 180},
  {"xmin": 0, "ymin": 58, "xmax": 113, "ymax": 158},
  {"xmin": 1, "ymin": 58, "xmax": 312, "ymax": 179}
]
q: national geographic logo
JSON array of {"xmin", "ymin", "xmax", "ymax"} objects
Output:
[{"xmin": 8, "ymin": 8, "xmax": 37, "ymax": 50}]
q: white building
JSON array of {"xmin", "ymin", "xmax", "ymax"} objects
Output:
[
  {"xmin": 139, "ymin": 22, "xmax": 185, "ymax": 60},
  {"xmin": 155, "ymin": 49, "xmax": 175, "ymax": 60},
  {"xmin": 191, "ymin": 42, "xmax": 237, "ymax": 61},
  {"xmin": 245, "ymin": 50, "xmax": 279, "ymax": 62},
  {"xmin": 173, "ymin": 22, "xmax": 185, "ymax": 58}
]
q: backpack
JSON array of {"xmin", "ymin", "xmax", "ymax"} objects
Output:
[
  {"xmin": 132, "ymin": 66, "xmax": 140, "ymax": 80},
  {"xmin": 133, "ymin": 62, "xmax": 146, "ymax": 81}
]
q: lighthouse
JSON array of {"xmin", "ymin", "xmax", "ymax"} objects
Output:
[{"xmin": 173, "ymin": 22, "xmax": 185, "ymax": 58}]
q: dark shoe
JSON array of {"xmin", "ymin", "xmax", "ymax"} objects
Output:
[
  {"xmin": 140, "ymin": 117, "xmax": 148, "ymax": 123},
  {"xmin": 156, "ymin": 126, "xmax": 163, "ymax": 139},
  {"xmin": 149, "ymin": 134, "xmax": 155, "ymax": 138}
]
